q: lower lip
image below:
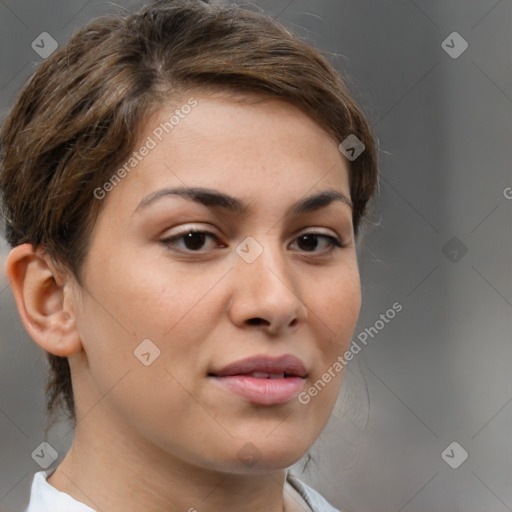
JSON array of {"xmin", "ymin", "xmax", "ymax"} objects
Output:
[{"xmin": 212, "ymin": 375, "xmax": 305, "ymax": 405}]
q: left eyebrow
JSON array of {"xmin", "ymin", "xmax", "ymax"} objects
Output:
[
  {"xmin": 290, "ymin": 189, "xmax": 353, "ymax": 215},
  {"xmin": 134, "ymin": 186, "xmax": 353, "ymax": 216}
]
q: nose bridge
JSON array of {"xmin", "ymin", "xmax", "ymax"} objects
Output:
[
  {"xmin": 236, "ymin": 234, "xmax": 291, "ymax": 290},
  {"xmin": 229, "ymin": 234, "xmax": 308, "ymax": 333}
]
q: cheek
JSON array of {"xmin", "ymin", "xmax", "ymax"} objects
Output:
[
  {"xmin": 74, "ymin": 252, "xmax": 224, "ymax": 397},
  {"xmin": 309, "ymin": 263, "xmax": 361, "ymax": 350},
  {"xmin": 80, "ymin": 245, "xmax": 221, "ymax": 339},
  {"xmin": 292, "ymin": 266, "xmax": 361, "ymax": 441}
]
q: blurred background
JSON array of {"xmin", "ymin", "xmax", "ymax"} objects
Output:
[{"xmin": 1, "ymin": 1, "xmax": 511, "ymax": 511}]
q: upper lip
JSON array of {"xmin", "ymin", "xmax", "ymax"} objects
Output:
[{"xmin": 210, "ymin": 354, "xmax": 308, "ymax": 378}]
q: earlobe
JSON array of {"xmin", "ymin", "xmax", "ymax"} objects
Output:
[{"xmin": 5, "ymin": 243, "xmax": 83, "ymax": 357}]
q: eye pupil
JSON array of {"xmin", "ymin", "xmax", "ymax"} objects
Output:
[
  {"xmin": 184, "ymin": 232, "xmax": 206, "ymax": 250},
  {"xmin": 298, "ymin": 234, "xmax": 318, "ymax": 251}
]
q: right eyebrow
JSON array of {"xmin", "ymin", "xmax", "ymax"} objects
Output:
[{"xmin": 135, "ymin": 186, "xmax": 250, "ymax": 215}]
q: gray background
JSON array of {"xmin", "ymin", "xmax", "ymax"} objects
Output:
[{"xmin": 1, "ymin": 1, "xmax": 511, "ymax": 511}]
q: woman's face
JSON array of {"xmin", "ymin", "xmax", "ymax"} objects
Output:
[{"xmin": 71, "ymin": 92, "xmax": 361, "ymax": 472}]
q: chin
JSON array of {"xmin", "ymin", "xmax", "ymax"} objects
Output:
[{"xmin": 184, "ymin": 435, "xmax": 311, "ymax": 475}]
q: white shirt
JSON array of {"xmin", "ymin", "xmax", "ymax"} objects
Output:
[
  {"xmin": 24, "ymin": 469, "xmax": 95, "ymax": 512},
  {"xmin": 24, "ymin": 468, "xmax": 341, "ymax": 512}
]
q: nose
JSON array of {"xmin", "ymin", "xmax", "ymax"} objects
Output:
[{"xmin": 227, "ymin": 238, "xmax": 308, "ymax": 336}]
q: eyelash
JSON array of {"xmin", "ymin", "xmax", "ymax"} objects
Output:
[{"xmin": 161, "ymin": 228, "xmax": 345, "ymax": 255}]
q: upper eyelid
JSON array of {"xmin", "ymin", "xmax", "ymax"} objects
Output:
[{"xmin": 165, "ymin": 226, "xmax": 341, "ymax": 240}]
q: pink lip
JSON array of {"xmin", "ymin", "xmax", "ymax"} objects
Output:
[
  {"xmin": 213, "ymin": 375, "xmax": 305, "ymax": 405},
  {"xmin": 209, "ymin": 354, "xmax": 307, "ymax": 405}
]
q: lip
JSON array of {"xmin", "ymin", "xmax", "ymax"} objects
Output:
[
  {"xmin": 211, "ymin": 354, "xmax": 307, "ymax": 378},
  {"xmin": 209, "ymin": 354, "xmax": 307, "ymax": 405}
]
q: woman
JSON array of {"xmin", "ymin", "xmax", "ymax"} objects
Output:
[{"xmin": 1, "ymin": 0, "xmax": 377, "ymax": 510}]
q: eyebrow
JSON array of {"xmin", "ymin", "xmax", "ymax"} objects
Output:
[{"xmin": 135, "ymin": 186, "xmax": 353, "ymax": 216}]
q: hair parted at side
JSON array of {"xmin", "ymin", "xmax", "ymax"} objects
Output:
[{"xmin": 0, "ymin": 0, "xmax": 378, "ymax": 432}]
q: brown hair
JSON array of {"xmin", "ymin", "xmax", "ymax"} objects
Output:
[{"xmin": 0, "ymin": 0, "xmax": 378, "ymax": 431}]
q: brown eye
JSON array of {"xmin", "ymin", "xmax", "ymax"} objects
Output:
[
  {"xmin": 181, "ymin": 232, "xmax": 208, "ymax": 251},
  {"xmin": 291, "ymin": 233, "xmax": 343, "ymax": 253},
  {"xmin": 297, "ymin": 234, "xmax": 319, "ymax": 251},
  {"xmin": 162, "ymin": 229, "xmax": 219, "ymax": 252}
]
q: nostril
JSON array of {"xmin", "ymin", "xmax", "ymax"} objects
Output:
[{"xmin": 246, "ymin": 318, "xmax": 268, "ymax": 326}]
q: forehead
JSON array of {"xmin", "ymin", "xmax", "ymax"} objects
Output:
[{"xmin": 103, "ymin": 92, "xmax": 351, "ymax": 215}]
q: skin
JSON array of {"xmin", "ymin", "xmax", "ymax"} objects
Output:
[{"xmin": 6, "ymin": 92, "xmax": 361, "ymax": 512}]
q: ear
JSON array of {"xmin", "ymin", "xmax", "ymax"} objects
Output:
[{"xmin": 5, "ymin": 243, "xmax": 83, "ymax": 357}]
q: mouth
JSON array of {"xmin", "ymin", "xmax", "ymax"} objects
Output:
[{"xmin": 208, "ymin": 354, "xmax": 308, "ymax": 405}]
